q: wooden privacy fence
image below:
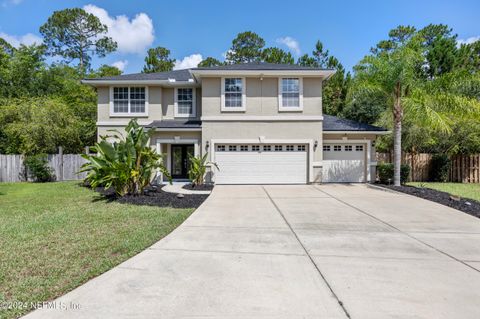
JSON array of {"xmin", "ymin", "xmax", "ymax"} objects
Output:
[
  {"xmin": 376, "ymin": 153, "xmax": 480, "ymax": 183},
  {"xmin": 0, "ymin": 148, "xmax": 89, "ymax": 183},
  {"xmin": 450, "ymin": 155, "xmax": 480, "ymax": 183}
]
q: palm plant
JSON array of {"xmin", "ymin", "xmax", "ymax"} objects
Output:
[
  {"xmin": 187, "ymin": 153, "xmax": 218, "ymax": 187},
  {"xmin": 353, "ymin": 37, "xmax": 480, "ymax": 185},
  {"xmin": 81, "ymin": 119, "xmax": 170, "ymax": 196}
]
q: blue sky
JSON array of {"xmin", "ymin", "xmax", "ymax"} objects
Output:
[{"xmin": 0, "ymin": 0, "xmax": 478, "ymax": 74}]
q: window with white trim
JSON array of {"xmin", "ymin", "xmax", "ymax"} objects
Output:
[
  {"xmin": 223, "ymin": 78, "xmax": 244, "ymax": 110},
  {"xmin": 356, "ymin": 145, "xmax": 364, "ymax": 151},
  {"xmin": 275, "ymin": 145, "xmax": 283, "ymax": 151},
  {"xmin": 228, "ymin": 145, "xmax": 237, "ymax": 152},
  {"xmin": 112, "ymin": 87, "xmax": 146, "ymax": 114},
  {"xmin": 263, "ymin": 145, "xmax": 271, "ymax": 151},
  {"xmin": 323, "ymin": 145, "xmax": 331, "ymax": 152},
  {"xmin": 297, "ymin": 145, "xmax": 306, "ymax": 151},
  {"xmin": 175, "ymin": 88, "xmax": 195, "ymax": 117},
  {"xmin": 345, "ymin": 145, "xmax": 353, "ymax": 151},
  {"xmin": 240, "ymin": 145, "xmax": 248, "ymax": 151},
  {"xmin": 279, "ymin": 78, "xmax": 302, "ymax": 111},
  {"xmin": 252, "ymin": 145, "xmax": 260, "ymax": 151},
  {"xmin": 334, "ymin": 145, "xmax": 342, "ymax": 151},
  {"xmin": 286, "ymin": 145, "xmax": 295, "ymax": 151},
  {"xmin": 216, "ymin": 145, "xmax": 226, "ymax": 152}
]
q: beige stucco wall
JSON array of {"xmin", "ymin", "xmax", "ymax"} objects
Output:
[
  {"xmin": 96, "ymin": 86, "xmax": 201, "ymax": 124},
  {"xmin": 201, "ymin": 77, "xmax": 323, "ymax": 117}
]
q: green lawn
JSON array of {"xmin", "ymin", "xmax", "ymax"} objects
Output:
[
  {"xmin": 408, "ymin": 182, "xmax": 480, "ymax": 202},
  {"xmin": 0, "ymin": 181, "xmax": 193, "ymax": 319}
]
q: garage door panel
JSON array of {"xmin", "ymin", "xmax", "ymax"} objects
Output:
[
  {"xmin": 322, "ymin": 143, "xmax": 366, "ymax": 183},
  {"xmin": 322, "ymin": 160, "xmax": 365, "ymax": 183},
  {"xmin": 214, "ymin": 146, "xmax": 307, "ymax": 185}
]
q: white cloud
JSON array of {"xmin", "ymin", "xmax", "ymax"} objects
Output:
[
  {"xmin": 2, "ymin": 0, "xmax": 23, "ymax": 7},
  {"xmin": 174, "ymin": 53, "xmax": 203, "ymax": 70},
  {"xmin": 0, "ymin": 32, "xmax": 42, "ymax": 47},
  {"xmin": 457, "ymin": 36, "xmax": 480, "ymax": 46},
  {"xmin": 222, "ymin": 50, "xmax": 233, "ymax": 59},
  {"xmin": 83, "ymin": 4, "xmax": 154, "ymax": 54},
  {"xmin": 111, "ymin": 60, "xmax": 128, "ymax": 71},
  {"xmin": 276, "ymin": 36, "xmax": 301, "ymax": 55}
]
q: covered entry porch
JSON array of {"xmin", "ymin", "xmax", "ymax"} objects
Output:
[{"xmin": 146, "ymin": 120, "xmax": 202, "ymax": 183}]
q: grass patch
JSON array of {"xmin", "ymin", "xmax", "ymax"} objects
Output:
[
  {"xmin": 408, "ymin": 182, "xmax": 480, "ymax": 202},
  {"xmin": 0, "ymin": 181, "xmax": 193, "ymax": 319}
]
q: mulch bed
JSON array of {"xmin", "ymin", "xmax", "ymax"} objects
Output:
[
  {"xmin": 380, "ymin": 184, "xmax": 480, "ymax": 218},
  {"xmin": 182, "ymin": 183, "xmax": 214, "ymax": 191},
  {"xmin": 95, "ymin": 185, "xmax": 209, "ymax": 209}
]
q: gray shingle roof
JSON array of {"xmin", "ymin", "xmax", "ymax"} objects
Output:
[
  {"xmin": 323, "ymin": 115, "xmax": 387, "ymax": 131},
  {"xmin": 193, "ymin": 62, "xmax": 333, "ymax": 71},
  {"xmin": 85, "ymin": 62, "xmax": 333, "ymax": 81},
  {"xmin": 145, "ymin": 120, "xmax": 201, "ymax": 129},
  {"xmin": 145, "ymin": 116, "xmax": 386, "ymax": 132},
  {"xmin": 323, "ymin": 115, "xmax": 387, "ymax": 132},
  {"xmin": 86, "ymin": 69, "xmax": 193, "ymax": 82}
]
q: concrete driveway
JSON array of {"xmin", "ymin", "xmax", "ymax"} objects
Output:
[{"xmin": 26, "ymin": 184, "xmax": 480, "ymax": 319}]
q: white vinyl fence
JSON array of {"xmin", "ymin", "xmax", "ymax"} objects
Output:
[{"xmin": 0, "ymin": 148, "xmax": 90, "ymax": 182}]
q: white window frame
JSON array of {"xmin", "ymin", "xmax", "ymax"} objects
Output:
[
  {"xmin": 221, "ymin": 77, "xmax": 246, "ymax": 112},
  {"xmin": 109, "ymin": 86, "xmax": 149, "ymax": 117},
  {"xmin": 174, "ymin": 87, "xmax": 196, "ymax": 118},
  {"xmin": 278, "ymin": 77, "xmax": 303, "ymax": 112}
]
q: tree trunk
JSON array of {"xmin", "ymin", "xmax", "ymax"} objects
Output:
[{"xmin": 393, "ymin": 82, "xmax": 403, "ymax": 186}]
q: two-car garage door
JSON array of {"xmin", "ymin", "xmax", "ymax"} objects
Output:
[{"xmin": 214, "ymin": 144, "xmax": 307, "ymax": 184}]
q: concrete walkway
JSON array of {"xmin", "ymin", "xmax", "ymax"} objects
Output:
[
  {"xmin": 25, "ymin": 184, "xmax": 480, "ymax": 318},
  {"xmin": 161, "ymin": 181, "xmax": 211, "ymax": 195}
]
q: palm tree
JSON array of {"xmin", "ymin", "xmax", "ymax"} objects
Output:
[{"xmin": 353, "ymin": 37, "xmax": 480, "ymax": 186}]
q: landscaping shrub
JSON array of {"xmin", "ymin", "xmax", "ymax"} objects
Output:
[
  {"xmin": 429, "ymin": 154, "xmax": 450, "ymax": 182},
  {"xmin": 377, "ymin": 162, "xmax": 410, "ymax": 184},
  {"xmin": 187, "ymin": 153, "xmax": 218, "ymax": 186},
  {"xmin": 81, "ymin": 119, "xmax": 171, "ymax": 196},
  {"xmin": 24, "ymin": 154, "xmax": 55, "ymax": 182}
]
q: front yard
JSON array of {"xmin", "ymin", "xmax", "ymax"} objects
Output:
[
  {"xmin": 0, "ymin": 181, "xmax": 194, "ymax": 319},
  {"xmin": 408, "ymin": 182, "xmax": 480, "ymax": 202}
]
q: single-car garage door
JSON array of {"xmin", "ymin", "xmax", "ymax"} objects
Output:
[
  {"xmin": 322, "ymin": 143, "xmax": 366, "ymax": 183},
  {"xmin": 214, "ymin": 144, "xmax": 307, "ymax": 184}
]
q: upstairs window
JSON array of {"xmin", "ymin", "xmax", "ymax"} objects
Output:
[
  {"xmin": 222, "ymin": 78, "xmax": 245, "ymax": 111},
  {"xmin": 175, "ymin": 88, "xmax": 196, "ymax": 117},
  {"xmin": 279, "ymin": 78, "xmax": 303, "ymax": 111},
  {"xmin": 111, "ymin": 87, "xmax": 147, "ymax": 115}
]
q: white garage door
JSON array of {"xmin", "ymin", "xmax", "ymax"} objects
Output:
[
  {"xmin": 214, "ymin": 144, "xmax": 307, "ymax": 184},
  {"xmin": 322, "ymin": 143, "xmax": 366, "ymax": 183}
]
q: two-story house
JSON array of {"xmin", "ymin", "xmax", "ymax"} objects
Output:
[{"xmin": 83, "ymin": 62, "xmax": 388, "ymax": 184}]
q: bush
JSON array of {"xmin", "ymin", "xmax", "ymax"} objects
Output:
[
  {"xmin": 429, "ymin": 154, "xmax": 450, "ymax": 182},
  {"xmin": 187, "ymin": 153, "xmax": 218, "ymax": 186},
  {"xmin": 377, "ymin": 162, "xmax": 410, "ymax": 184},
  {"xmin": 401, "ymin": 164, "xmax": 411, "ymax": 184},
  {"xmin": 24, "ymin": 154, "xmax": 55, "ymax": 182},
  {"xmin": 81, "ymin": 119, "xmax": 170, "ymax": 196}
]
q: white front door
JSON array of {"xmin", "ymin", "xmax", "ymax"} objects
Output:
[
  {"xmin": 214, "ymin": 144, "xmax": 308, "ymax": 184},
  {"xmin": 322, "ymin": 143, "xmax": 366, "ymax": 183}
]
